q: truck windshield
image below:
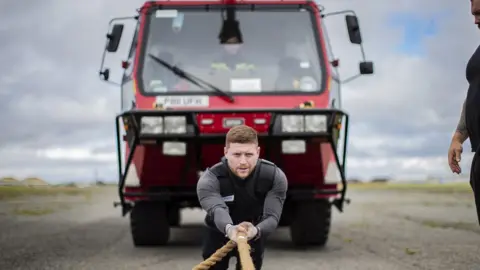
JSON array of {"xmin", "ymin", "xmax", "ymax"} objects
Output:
[{"xmin": 140, "ymin": 6, "xmax": 327, "ymax": 95}]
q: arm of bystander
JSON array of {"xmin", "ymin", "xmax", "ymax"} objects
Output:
[{"xmin": 449, "ymin": 97, "xmax": 470, "ymax": 174}]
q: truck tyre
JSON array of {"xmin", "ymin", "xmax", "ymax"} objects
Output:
[
  {"xmin": 130, "ymin": 201, "xmax": 170, "ymax": 246},
  {"xmin": 279, "ymin": 201, "xmax": 293, "ymax": 226},
  {"xmin": 167, "ymin": 205, "xmax": 181, "ymax": 227},
  {"xmin": 289, "ymin": 199, "xmax": 331, "ymax": 247}
]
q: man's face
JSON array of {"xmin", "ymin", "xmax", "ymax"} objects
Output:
[
  {"xmin": 472, "ymin": 0, "xmax": 480, "ymax": 27},
  {"xmin": 224, "ymin": 142, "xmax": 260, "ymax": 179}
]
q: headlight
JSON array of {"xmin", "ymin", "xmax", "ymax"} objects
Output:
[
  {"xmin": 141, "ymin": 117, "xmax": 163, "ymax": 134},
  {"xmin": 164, "ymin": 116, "xmax": 186, "ymax": 134},
  {"xmin": 305, "ymin": 115, "xmax": 327, "ymax": 132},
  {"xmin": 281, "ymin": 115, "xmax": 304, "ymax": 132},
  {"xmin": 163, "ymin": 142, "xmax": 186, "ymax": 156},
  {"xmin": 281, "ymin": 114, "xmax": 328, "ymax": 133},
  {"xmin": 223, "ymin": 118, "xmax": 244, "ymax": 128},
  {"xmin": 140, "ymin": 116, "xmax": 187, "ymax": 134},
  {"xmin": 281, "ymin": 140, "xmax": 306, "ymax": 154}
]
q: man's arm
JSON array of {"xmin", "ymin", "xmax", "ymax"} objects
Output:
[
  {"xmin": 196, "ymin": 169, "xmax": 233, "ymax": 234},
  {"xmin": 256, "ymin": 167, "xmax": 288, "ymax": 237},
  {"xmin": 453, "ymin": 97, "xmax": 469, "ymax": 144}
]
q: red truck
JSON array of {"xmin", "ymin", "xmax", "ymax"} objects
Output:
[{"xmin": 98, "ymin": 0, "xmax": 374, "ymax": 248}]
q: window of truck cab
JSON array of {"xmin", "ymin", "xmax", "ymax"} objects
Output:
[
  {"xmin": 121, "ymin": 22, "xmax": 140, "ymax": 111},
  {"xmin": 136, "ymin": 4, "xmax": 328, "ymax": 96}
]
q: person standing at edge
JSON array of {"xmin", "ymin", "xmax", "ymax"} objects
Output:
[
  {"xmin": 196, "ymin": 125, "xmax": 288, "ymax": 270},
  {"xmin": 448, "ymin": 0, "xmax": 480, "ymax": 225}
]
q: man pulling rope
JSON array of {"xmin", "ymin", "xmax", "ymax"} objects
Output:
[{"xmin": 196, "ymin": 125, "xmax": 288, "ymax": 270}]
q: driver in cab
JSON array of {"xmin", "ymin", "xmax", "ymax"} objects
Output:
[{"xmin": 210, "ymin": 35, "xmax": 256, "ymax": 76}]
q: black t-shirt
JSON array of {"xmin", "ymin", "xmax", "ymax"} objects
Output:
[{"xmin": 465, "ymin": 44, "xmax": 480, "ymax": 152}]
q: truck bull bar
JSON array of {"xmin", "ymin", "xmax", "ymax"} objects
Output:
[{"xmin": 114, "ymin": 108, "xmax": 350, "ymax": 216}]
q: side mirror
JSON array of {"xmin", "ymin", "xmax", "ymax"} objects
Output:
[
  {"xmin": 106, "ymin": 24, "xmax": 124, "ymax": 52},
  {"xmin": 359, "ymin": 61, "xmax": 374, "ymax": 75},
  {"xmin": 345, "ymin": 15, "xmax": 362, "ymax": 44},
  {"xmin": 99, "ymin": 68, "xmax": 110, "ymax": 81}
]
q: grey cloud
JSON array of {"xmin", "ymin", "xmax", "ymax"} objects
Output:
[
  {"xmin": 0, "ymin": 0, "xmax": 146, "ymax": 144},
  {"xmin": 320, "ymin": 0, "xmax": 478, "ymax": 179},
  {"xmin": 0, "ymin": 0, "xmax": 476, "ymax": 181},
  {"xmin": 0, "ymin": 146, "xmax": 117, "ymax": 184},
  {"xmin": 91, "ymin": 144, "xmax": 118, "ymax": 155},
  {"xmin": 338, "ymin": 10, "xmax": 478, "ymax": 164},
  {"xmin": 0, "ymin": 0, "xmax": 146, "ymax": 181},
  {"xmin": 2, "ymin": 154, "xmax": 115, "ymax": 170},
  {"xmin": 349, "ymin": 131, "xmax": 455, "ymax": 158}
]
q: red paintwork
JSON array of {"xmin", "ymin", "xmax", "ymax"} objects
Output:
[
  {"xmin": 124, "ymin": 0, "xmax": 339, "ymax": 199},
  {"xmin": 196, "ymin": 112, "xmax": 272, "ymax": 133}
]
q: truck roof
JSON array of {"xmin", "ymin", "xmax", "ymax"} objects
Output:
[{"xmin": 140, "ymin": 0, "xmax": 324, "ymax": 7}]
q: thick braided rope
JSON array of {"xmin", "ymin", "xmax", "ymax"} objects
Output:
[
  {"xmin": 236, "ymin": 234, "xmax": 255, "ymax": 270},
  {"xmin": 192, "ymin": 232, "xmax": 255, "ymax": 270}
]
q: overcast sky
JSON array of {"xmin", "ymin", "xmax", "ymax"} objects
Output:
[{"xmin": 0, "ymin": 0, "xmax": 478, "ymax": 183}]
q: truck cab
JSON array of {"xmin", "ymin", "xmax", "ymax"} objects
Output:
[{"xmin": 99, "ymin": 0, "xmax": 374, "ymax": 247}]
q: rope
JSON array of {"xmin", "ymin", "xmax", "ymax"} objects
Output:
[{"xmin": 192, "ymin": 232, "xmax": 255, "ymax": 270}]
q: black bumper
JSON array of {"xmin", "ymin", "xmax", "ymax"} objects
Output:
[{"xmin": 114, "ymin": 108, "xmax": 350, "ymax": 216}]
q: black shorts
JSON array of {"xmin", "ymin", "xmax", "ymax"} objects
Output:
[{"xmin": 201, "ymin": 225, "xmax": 266, "ymax": 270}]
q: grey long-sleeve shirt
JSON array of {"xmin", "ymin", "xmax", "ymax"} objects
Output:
[{"xmin": 196, "ymin": 166, "xmax": 288, "ymax": 236}]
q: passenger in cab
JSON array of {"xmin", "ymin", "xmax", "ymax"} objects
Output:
[
  {"xmin": 274, "ymin": 56, "xmax": 319, "ymax": 92},
  {"xmin": 146, "ymin": 47, "xmax": 190, "ymax": 92}
]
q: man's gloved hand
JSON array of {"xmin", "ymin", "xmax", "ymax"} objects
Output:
[
  {"xmin": 225, "ymin": 224, "xmax": 247, "ymax": 242},
  {"xmin": 238, "ymin": 222, "xmax": 259, "ymax": 240}
]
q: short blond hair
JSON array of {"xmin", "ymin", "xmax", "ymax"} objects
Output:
[{"xmin": 225, "ymin": 125, "xmax": 258, "ymax": 146}]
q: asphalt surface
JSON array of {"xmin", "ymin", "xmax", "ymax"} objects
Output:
[{"xmin": 0, "ymin": 187, "xmax": 480, "ymax": 270}]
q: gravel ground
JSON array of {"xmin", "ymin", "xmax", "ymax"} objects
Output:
[{"xmin": 0, "ymin": 187, "xmax": 479, "ymax": 270}]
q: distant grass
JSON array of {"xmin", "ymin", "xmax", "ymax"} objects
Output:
[
  {"xmin": 10, "ymin": 202, "xmax": 77, "ymax": 216},
  {"xmin": 0, "ymin": 186, "xmax": 95, "ymax": 201},
  {"xmin": 349, "ymin": 182, "xmax": 472, "ymax": 194},
  {"xmin": 12, "ymin": 207, "xmax": 56, "ymax": 216}
]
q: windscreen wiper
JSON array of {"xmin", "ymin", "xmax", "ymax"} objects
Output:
[{"xmin": 148, "ymin": 53, "xmax": 235, "ymax": 103}]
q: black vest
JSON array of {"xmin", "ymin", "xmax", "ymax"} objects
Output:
[
  {"xmin": 465, "ymin": 44, "xmax": 480, "ymax": 152},
  {"xmin": 204, "ymin": 157, "xmax": 277, "ymax": 230}
]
